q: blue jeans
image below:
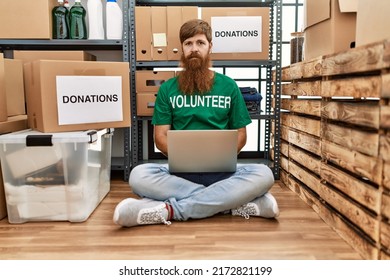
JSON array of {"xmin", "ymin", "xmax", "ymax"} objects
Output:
[{"xmin": 129, "ymin": 163, "xmax": 275, "ymax": 221}]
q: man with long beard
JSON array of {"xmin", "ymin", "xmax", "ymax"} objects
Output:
[{"xmin": 113, "ymin": 19, "xmax": 279, "ymax": 227}]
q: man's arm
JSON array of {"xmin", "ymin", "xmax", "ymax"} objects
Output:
[
  {"xmin": 154, "ymin": 124, "xmax": 171, "ymax": 156},
  {"xmin": 237, "ymin": 127, "xmax": 247, "ymax": 154}
]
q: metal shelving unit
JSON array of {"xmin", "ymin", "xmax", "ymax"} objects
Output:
[
  {"xmin": 0, "ymin": 0, "xmax": 131, "ymax": 181},
  {"xmin": 129, "ymin": 0, "xmax": 282, "ymax": 179},
  {"xmin": 0, "ymin": 0, "xmax": 282, "ymax": 181},
  {"xmin": 0, "ymin": 40, "xmax": 124, "ymax": 50},
  {"xmin": 137, "ymin": 0, "xmax": 276, "ymax": 7}
]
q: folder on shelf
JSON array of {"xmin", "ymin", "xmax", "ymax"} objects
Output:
[
  {"xmin": 151, "ymin": 6, "xmax": 168, "ymax": 61},
  {"xmin": 135, "ymin": 7, "xmax": 152, "ymax": 61},
  {"xmin": 167, "ymin": 6, "xmax": 198, "ymax": 61}
]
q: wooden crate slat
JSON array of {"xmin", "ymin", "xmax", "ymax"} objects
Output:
[
  {"xmin": 280, "ymin": 66, "xmax": 292, "ymax": 81},
  {"xmin": 379, "ymin": 133, "xmax": 390, "ymax": 162},
  {"xmin": 322, "ymin": 140, "xmax": 383, "ymax": 185},
  {"xmin": 322, "ymin": 185, "xmax": 379, "ymax": 242},
  {"xmin": 280, "ymin": 169, "xmax": 289, "ymax": 187},
  {"xmin": 290, "ymin": 160, "xmax": 380, "ymax": 242},
  {"xmin": 302, "ymin": 58, "xmax": 323, "ymax": 78},
  {"xmin": 287, "ymin": 175, "xmax": 320, "ymax": 210},
  {"xmin": 289, "ymin": 63, "xmax": 303, "ymax": 80},
  {"xmin": 289, "ymin": 129, "xmax": 321, "ymax": 156},
  {"xmin": 380, "ymin": 105, "xmax": 390, "ymax": 128},
  {"xmin": 280, "ymin": 140, "xmax": 289, "ymax": 157},
  {"xmin": 381, "ymin": 73, "xmax": 390, "ymax": 98},
  {"xmin": 321, "ymin": 122, "xmax": 380, "ymax": 157},
  {"xmin": 321, "ymin": 76, "xmax": 381, "ymax": 98},
  {"xmin": 281, "ymin": 112, "xmax": 289, "ymax": 124},
  {"xmin": 321, "ymin": 163, "xmax": 381, "ymax": 215},
  {"xmin": 317, "ymin": 197, "xmax": 379, "ymax": 260},
  {"xmin": 288, "ymin": 176, "xmax": 378, "ymax": 260},
  {"xmin": 280, "ymin": 98, "xmax": 290, "ymax": 111},
  {"xmin": 289, "ymin": 145, "xmax": 321, "ymax": 176},
  {"xmin": 282, "ymin": 81, "xmax": 321, "ymax": 96},
  {"xmin": 288, "ymin": 161, "xmax": 320, "ymax": 195},
  {"xmin": 281, "ymin": 57, "xmax": 323, "ymax": 81},
  {"xmin": 281, "ymin": 155, "xmax": 289, "ymax": 172},
  {"xmin": 382, "ymin": 193, "xmax": 390, "ymax": 221},
  {"xmin": 380, "ymin": 250, "xmax": 390, "ymax": 260},
  {"xmin": 383, "ymin": 161, "xmax": 390, "ymax": 191},
  {"xmin": 288, "ymin": 115, "xmax": 321, "ymax": 137},
  {"xmin": 322, "ymin": 101, "xmax": 380, "ymax": 129},
  {"xmin": 289, "ymin": 99, "xmax": 321, "ymax": 117},
  {"xmin": 380, "ymin": 221, "xmax": 390, "ymax": 253},
  {"xmin": 322, "ymin": 42, "xmax": 386, "ymax": 76},
  {"xmin": 280, "ymin": 124, "xmax": 289, "ymax": 142}
]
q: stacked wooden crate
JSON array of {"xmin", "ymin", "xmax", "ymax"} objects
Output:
[{"xmin": 276, "ymin": 39, "xmax": 390, "ymax": 260}]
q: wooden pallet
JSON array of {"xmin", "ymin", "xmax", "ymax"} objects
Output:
[{"xmin": 275, "ymin": 38, "xmax": 390, "ymax": 260}]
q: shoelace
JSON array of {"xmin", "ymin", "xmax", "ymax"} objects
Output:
[
  {"xmin": 232, "ymin": 208, "xmax": 250, "ymax": 220},
  {"xmin": 159, "ymin": 210, "xmax": 172, "ymax": 225},
  {"xmin": 232, "ymin": 203, "xmax": 259, "ymax": 220},
  {"xmin": 139, "ymin": 206, "xmax": 172, "ymax": 225}
]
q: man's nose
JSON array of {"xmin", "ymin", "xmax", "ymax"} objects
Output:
[{"xmin": 190, "ymin": 44, "xmax": 199, "ymax": 52}]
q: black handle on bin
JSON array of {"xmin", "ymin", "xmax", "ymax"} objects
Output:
[{"xmin": 26, "ymin": 135, "xmax": 53, "ymax": 147}]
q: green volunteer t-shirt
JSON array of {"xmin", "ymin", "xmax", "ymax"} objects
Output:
[{"xmin": 152, "ymin": 72, "xmax": 251, "ymax": 130}]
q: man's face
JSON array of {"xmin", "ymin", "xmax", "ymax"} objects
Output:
[
  {"xmin": 178, "ymin": 33, "xmax": 213, "ymax": 94},
  {"xmin": 182, "ymin": 33, "xmax": 212, "ymax": 62}
]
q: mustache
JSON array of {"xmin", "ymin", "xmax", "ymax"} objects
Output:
[{"xmin": 187, "ymin": 52, "xmax": 202, "ymax": 59}]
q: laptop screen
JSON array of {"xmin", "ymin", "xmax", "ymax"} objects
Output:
[{"xmin": 167, "ymin": 130, "xmax": 238, "ymax": 173}]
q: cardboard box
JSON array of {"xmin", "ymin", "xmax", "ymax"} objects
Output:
[
  {"xmin": 152, "ymin": 7, "xmax": 168, "ymax": 61},
  {"xmin": 0, "ymin": 54, "xmax": 7, "ymax": 122},
  {"xmin": 0, "ymin": 128, "xmax": 112, "ymax": 223},
  {"xmin": 14, "ymin": 51, "xmax": 96, "ymax": 128},
  {"xmin": 303, "ymin": 0, "xmax": 357, "ymax": 60},
  {"xmin": 0, "ymin": 0, "xmax": 56, "ymax": 39},
  {"xmin": 0, "ymin": 114, "xmax": 29, "ymax": 220},
  {"xmin": 0, "ymin": 163, "xmax": 6, "ymax": 220},
  {"xmin": 356, "ymin": 0, "xmax": 390, "ymax": 47},
  {"xmin": 135, "ymin": 7, "xmax": 153, "ymax": 61},
  {"xmin": 167, "ymin": 6, "xmax": 198, "ymax": 60},
  {"xmin": 4, "ymin": 59, "xmax": 26, "ymax": 117},
  {"xmin": 24, "ymin": 60, "xmax": 131, "ymax": 133},
  {"xmin": 136, "ymin": 71, "xmax": 175, "ymax": 92},
  {"xmin": 137, "ymin": 92, "xmax": 157, "ymax": 116},
  {"xmin": 201, "ymin": 7, "xmax": 270, "ymax": 60},
  {"xmin": 13, "ymin": 51, "xmax": 97, "ymax": 64},
  {"xmin": 0, "ymin": 115, "xmax": 29, "ymax": 135}
]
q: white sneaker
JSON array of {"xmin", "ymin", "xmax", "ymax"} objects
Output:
[
  {"xmin": 232, "ymin": 193, "xmax": 279, "ymax": 219},
  {"xmin": 113, "ymin": 198, "xmax": 171, "ymax": 227}
]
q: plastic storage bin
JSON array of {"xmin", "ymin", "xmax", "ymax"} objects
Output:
[{"xmin": 0, "ymin": 128, "xmax": 113, "ymax": 223}]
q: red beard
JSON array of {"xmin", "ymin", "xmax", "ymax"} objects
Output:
[{"xmin": 178, "ymin": 52, "xmax": 213, "ymax": 95}]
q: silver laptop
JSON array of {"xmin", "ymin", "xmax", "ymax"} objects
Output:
[{"xmin": 167, "ymin": 130, "xmax": 238, "ymax": 173}]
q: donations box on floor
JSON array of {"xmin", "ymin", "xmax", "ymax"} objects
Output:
[{"xmin": 0, "ymin": 128, "xmax": 113, "ymax": 223}]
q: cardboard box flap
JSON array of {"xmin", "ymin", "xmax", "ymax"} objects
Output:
[
  {"xmin": 0, "ymin": 53, "xmax": 7, "ymax": 122},
  {"xmin": 338, "ymin": 0, "xmax": 358, "ymax": 12},
  {"xmin": 304, "ymin": 0, "xmax": 330, "ymax": 29},
  {"xmin": 304, "ymin": 0, "xmax": 357, "ymax": 30}
]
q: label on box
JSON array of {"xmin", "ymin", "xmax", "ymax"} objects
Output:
[
  {"xmin": 56, "ymin": 76, "xmax": 123, "ymax": 125},
  {"xmin": 211, "ymin": 16, "xmax": 262, "ymax": 53},
  {"xmin": 153, "ymin": 33, "xmax": 167, "ymax": 47}
]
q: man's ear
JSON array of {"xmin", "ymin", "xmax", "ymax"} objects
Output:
[{"xmin": 209, "ymin": 42, "xmax": 213, "ymax": 53}]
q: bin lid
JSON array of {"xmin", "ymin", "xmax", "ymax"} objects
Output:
[{"xmin": 0, "ymin": 128, "xmax": 113, "ymax": 145}]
